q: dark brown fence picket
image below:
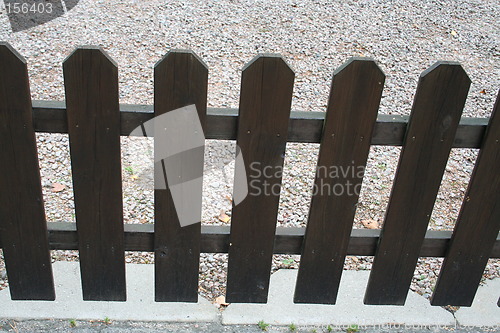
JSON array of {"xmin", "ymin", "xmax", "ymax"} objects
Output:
[
  {"xmin": 364, "ymin": 62, "xmax": 471, "ymax": 305},
  {"xmin": 226, "ymin": 55, "xmax": 294, "ymax": 303},
  {"xmin": 64, "ymin": 47, "xmax": 126, "ymax": 301},
  {"xmin": 0, "ymin": 42, "xmax": 55, "ymax": 300},
  {"xmin": 0, "ymin": 44, "xmax": 499, "ymax": 308},
  {"xmin": 294, "ymin": 58, "xmax": 384, "ymax": 304},
  {"xmin": 431, "ymin": 90, "xmax": 500, "ymax": 306},
  {"xmin": 154, "ymin": 50, "xmax": 208, "ymax": 302}
]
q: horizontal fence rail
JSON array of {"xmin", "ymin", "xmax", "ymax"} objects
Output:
[
  {"xmin": 32, "ymin": 100, "xmax": 489, "ymax": 147},
  {"xmin": 0, "ymin": 223, "xmax": 498, "ymax": 258},
  {"xmin": 0, "ymin": 42, "xmax": 499, "ymax": 308}
]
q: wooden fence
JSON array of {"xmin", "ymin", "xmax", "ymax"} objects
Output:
[{"xmin": 0, "ymin": 41, "xmax": 499, "ymax": 307}]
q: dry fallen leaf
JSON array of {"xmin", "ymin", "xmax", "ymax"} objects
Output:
[
  {"xmin": 480, "ymin": 89, "xmax": 486, "ymax": 94},
  {"xmin": 362, "ymin": 219, "xmax": 379, "ymax": 229},
  {"xmin": 215, "ymin": 295, "xmax": 229, "ymax": 307},
  {"xmin": 218, "ymin": 212, "xmax": 231, "ymax": 223},
  {"xmin": 51, "ymin": 183, "xmax": 65, "ymax": 192}
]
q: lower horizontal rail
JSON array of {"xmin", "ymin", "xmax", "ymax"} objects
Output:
[{"xmin": 1, "ymin": 223, "xmax": 498, "ymax": 258}]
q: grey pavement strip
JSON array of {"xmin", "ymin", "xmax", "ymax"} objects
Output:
[
  {"xmin": 222, "ymin": 269, "xmax": 455, "ymax": 326},
  {"xmin": 0, "ymin": 262, "xmax": 218, "ymax": 322}
]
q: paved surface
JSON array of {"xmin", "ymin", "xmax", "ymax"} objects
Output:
[
  {"xmin": 223, "ymin": 270, "xmax": 454, "ymax": 326},
  {"xmin": 455, "ymin": 278, "xmax": 500, "ymax": 327},
  {"xmin": 0, "ymin": 320, "xmax": 499, "ymax": 333},
  {"xmin": 0, "ymin": 262, "xmax": 218, "ymax": 322},
  {"xmin": 0, "ymin": 262, "xmax": 498, "ymax": 332}
]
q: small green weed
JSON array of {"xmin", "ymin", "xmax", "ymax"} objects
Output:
[
  {"xmin": 125, "ymin": 166, "xmax": 134, "ymax": 174},
  {"xmin": 258, "ymin": 320, "xmax": 269, "ymax": 331},
  {"xmin": 346, "ymin": 324, "xmax": 359, "ymax": 332}
]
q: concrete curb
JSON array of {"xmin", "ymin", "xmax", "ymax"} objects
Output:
[
  {"xmin": 0, "ymin": 262, "xmax": 498, "ymax": 329},
  {"xmin": 0, "ymin": 262, "xmax": 219, "ymax": 322},
  {"xmin": 454, "ymin": 278, "xmax": 500, "ymax": 327},
  {"xmin": 222, "ymin": 269, "xmax": 455, "ymax": 326}
]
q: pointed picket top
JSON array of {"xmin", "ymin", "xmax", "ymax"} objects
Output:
[
  {"xmin": 333, "ymin": 57, "xmax": 384, "ymax": 79},
  {"xmin": 153, "ymin": 49, "xmax": 209, "ymax": 131},
  {"xmin": 416, "ymin": 61, "xmax": 471, "ymax": 94},
  {"xmin": 64, "ymin": 45, "xmax": 118, "ymax": 68},
  {"xmin": 0, "ymin": 41, "xmax": 27, "ymax": 64},
  {"xmin": 0, "ymin": 42, "xmax": 29, "ymax": 95},
  {"xmin": 416, "ymin": 61, "xmax": 471, "ymax": 99},
  {"xmin": 155, "ymin": 49, "xmax": 208, "ymax": 72},
  {"xmin": 242, "ymin": 53, "xmax": 294, "ymax": 76},
  {"xmin": 420, "ymin": 60, "xmax": 469, "ymax": 79}
]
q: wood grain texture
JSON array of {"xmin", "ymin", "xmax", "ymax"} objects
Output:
[
  {"xmin": 0, "ymin": 42, "xmax": 55, "ymax": 300},
  {"xmin": 294, "ymin": 58, "xmax": 385, "ymax": 304},
  {"xmin": 154, "ymin": 50, "xmax": 208, "ymax": 302},
  {"xmin": 64, "ymin": 47, "xmax": 126, "ymax": 301},
  {"xmin": 431, "ymin": 90, "xmax": 500, "ymax": 306},
  {"xmin": 226, "ymin": 55, "xmax": 294, "ymax": 303},
  {"xmin": 364, "ymin": 62, "xmax": 471, "ymax": 305}
]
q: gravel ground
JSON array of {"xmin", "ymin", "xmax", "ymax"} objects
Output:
[{"xmin": 0, "ymin": 0, "xmax": 499, "ymax": 304}]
